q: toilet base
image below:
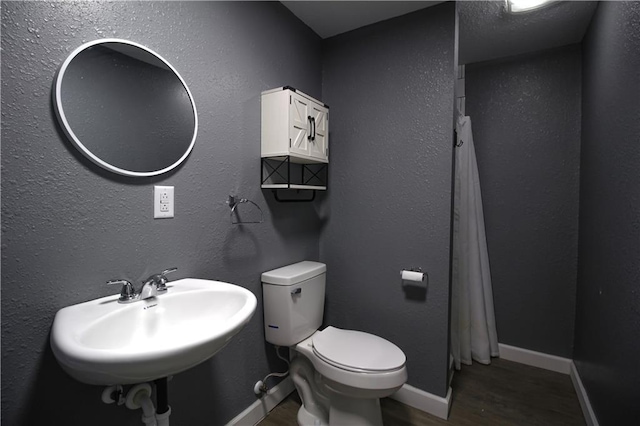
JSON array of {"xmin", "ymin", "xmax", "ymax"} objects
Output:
[
  {"xmin": 328, "ymin": 394, "xmax": 383, "ymax": 426},
  {"xmin": 298, "ymin": 404, "xmax": 328, "ymax": 426},
  {"xmin": 296, "ymin": 393, "xmax": 384, "ymax": 426}
]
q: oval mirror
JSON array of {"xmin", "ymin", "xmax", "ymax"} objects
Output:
[{"xmin": 53, "ymin": 39, "xmax": 198, "ymax": 177}]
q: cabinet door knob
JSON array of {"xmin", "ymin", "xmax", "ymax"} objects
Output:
[{"xmin": 307, "ymin": 116, "xmax": 312, "ymax": 140}]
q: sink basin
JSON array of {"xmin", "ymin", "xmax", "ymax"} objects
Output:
[{"xmin": 51, "ymin": 278, "xmax": 257, "ymax": 385}]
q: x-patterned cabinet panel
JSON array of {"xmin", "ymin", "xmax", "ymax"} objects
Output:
[
  {"xmin": 289, "ymin": 92, "xmax": 310, "ymax": 158},
  {"xmin": 309, "ymin": 103, "xmax": 328, "ymax": 160},
  {"xmin": 261, "ymin": 87, "xmax": 329, "ymax": 164}
]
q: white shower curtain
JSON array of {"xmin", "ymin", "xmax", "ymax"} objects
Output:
[{"xmin": 451, "ymin": 115, "xmax": 499, "ymax": 370}]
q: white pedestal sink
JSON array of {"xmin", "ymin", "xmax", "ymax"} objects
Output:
[{"xmin": 51, "ymin": 278, "xmax": 257, "ymax": 385}]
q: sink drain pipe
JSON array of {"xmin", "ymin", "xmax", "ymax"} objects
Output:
[
  {"xmin": 114, "ymin": 380, "xmax": 171, "ymax": 426},
  {"xmin": 154, "ymin": 378, "xmax": 172, "ymax": 426},
  {"xmin": 126, "ymin": 383, "xmax": 158, "ymax": 426}
]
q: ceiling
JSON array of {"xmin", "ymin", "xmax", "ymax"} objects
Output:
[
  {"xmin": 458, "ymin": 1, "xmax": 598, "ymax": 64},
  {"xmin": 281, "ymin": 1, "xmax": 441, "ymax": 39},
  {"xmin": 281, "ymin": 1, "xmax": 598, "ymax": 65}
]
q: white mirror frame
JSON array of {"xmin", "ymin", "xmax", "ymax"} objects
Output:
[{"xmin": 53, "ymin": 38, "xmax": 198, "ymax": 177}]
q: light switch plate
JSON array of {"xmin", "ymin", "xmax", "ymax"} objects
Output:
[{"xmin": 154, "ymin": 186, "xmax": 174, "ymax": 219}]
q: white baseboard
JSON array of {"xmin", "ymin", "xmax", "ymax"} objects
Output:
[
  {"xmin": 570, "ymin": 362, "xmax": 600, "ymax": 426},
  {"xmin": 498, "ymin": 344, "xmax": 599, "ymax": 426},
  {"xmin": 498, "ymin": 343, "xmax": 572, "ymax": 374},
  {"xmin": 226, "ymin": 376, "xmax": 295, "ymax": 426},
  {"xmin": 390, "ymin": 383, "xmax": 452, "ymax": 420},
  {"xmin": 226, "ymin": 377, "xmax": 452, "ymax": 424}
]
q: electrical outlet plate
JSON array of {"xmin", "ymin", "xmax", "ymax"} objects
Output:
[{"xmin": 154, "ymin": 186, "xmax": 174, "ymax": 219}]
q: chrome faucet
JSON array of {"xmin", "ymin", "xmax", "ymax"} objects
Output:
[
  {"xmin": 139, "ymin": 268, "xmax": 177, "ymax": 299},
  {"xmin": 107, "ymin": 267, "xmax": 177, "ymax": 304}
]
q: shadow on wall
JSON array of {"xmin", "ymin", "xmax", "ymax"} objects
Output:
[
  {"xmin": 222, "ymin": 225, "xmax": 262, "ymax": 268},
  {"xmin": 19, "ymin": 341, "xmax": 134, "ymax": 425},
  {"xmin": 401, "ymin": 275, "xmax": 428, "ymax": 301},
  {"xmin": 263, "ymin": 190, "xmax": 324, "ymax": 236},
  {"xmin": 168, "ymin": 352, "xmax": 251, "ymax": 425}
]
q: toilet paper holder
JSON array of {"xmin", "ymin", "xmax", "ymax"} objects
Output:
[{"xmin": 400, "ymin": 268, "xmax": 426, "ymax": 283}]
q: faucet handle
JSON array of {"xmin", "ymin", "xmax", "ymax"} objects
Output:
[
  {"xmin": 106, "ymin": 279, "xmax": 138, "ymax": 303},
  {"xmin": 161, "ymin": 267, "xmax": 178, "ymax": 277},
  {"xmin": 156, "ymin": 267, "xmax": 178, "ymax": 292}
]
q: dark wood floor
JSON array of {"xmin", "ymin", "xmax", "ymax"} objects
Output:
[{"xmin": 258, "ymin": 358, "xmax": 585, "ymax": 425}]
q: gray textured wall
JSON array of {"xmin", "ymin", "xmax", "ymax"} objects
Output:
[
  {"xmin": 465, "ymin": 45, "xmax": 582, "ymax": 357},
  {"xmin": 1, "ymin": 2, "xmax": 322, "ymax": 424},
  {"xmin": 574, "ymin": 1, "xmax": 640, "ymax": 423},
  {"xmin": 319, "ymin": 3, "xmax": 456, "ymax": 398}
]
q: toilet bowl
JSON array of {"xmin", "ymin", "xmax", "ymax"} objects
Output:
[
  {"xmin": 262, "ymin": 261, "xmax": 408, "ymax": 426},
  {"xmin": 295, "ymin": 327, "xmax": 407, "ymax": 426}
]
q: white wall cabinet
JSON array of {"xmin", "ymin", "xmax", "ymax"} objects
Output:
[{"xmin": 261, "ymin": 87, "xmax": 329, "ymax": 163}]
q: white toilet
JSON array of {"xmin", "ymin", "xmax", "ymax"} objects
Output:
[{"xmin": 262, "ymin": 261, "xmax": 408, "ymax": 426}]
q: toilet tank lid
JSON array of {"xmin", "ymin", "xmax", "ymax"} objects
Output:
[{"xmin": 261, "ymin": 261, "xmax": 326, "ymax": 285}]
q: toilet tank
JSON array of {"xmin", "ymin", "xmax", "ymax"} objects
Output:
[{"xmin": 262, "ymin": 261, "xmax": 326, "ymax": 346}]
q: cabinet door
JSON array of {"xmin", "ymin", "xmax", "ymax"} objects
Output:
[
  {"xmin": 289, "ymin": 93, "xmax": 310, "ymax": 157},
  {"xmin": 309, "ymin": 103, "xmax": 328, "ymax": 161}
]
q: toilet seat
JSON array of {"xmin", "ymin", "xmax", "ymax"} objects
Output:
[
  {"xmin": 312, "ymin": 327, "xmax": 406, "ymax": 373},
  {"xmin": 295, "ymin": 329, "xmax": 408, "ymax": 395}
]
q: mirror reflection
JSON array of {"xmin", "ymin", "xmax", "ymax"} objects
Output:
[{"xmin": 54, "ymin": 39, "xmax": 198, "ymax": 176}]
